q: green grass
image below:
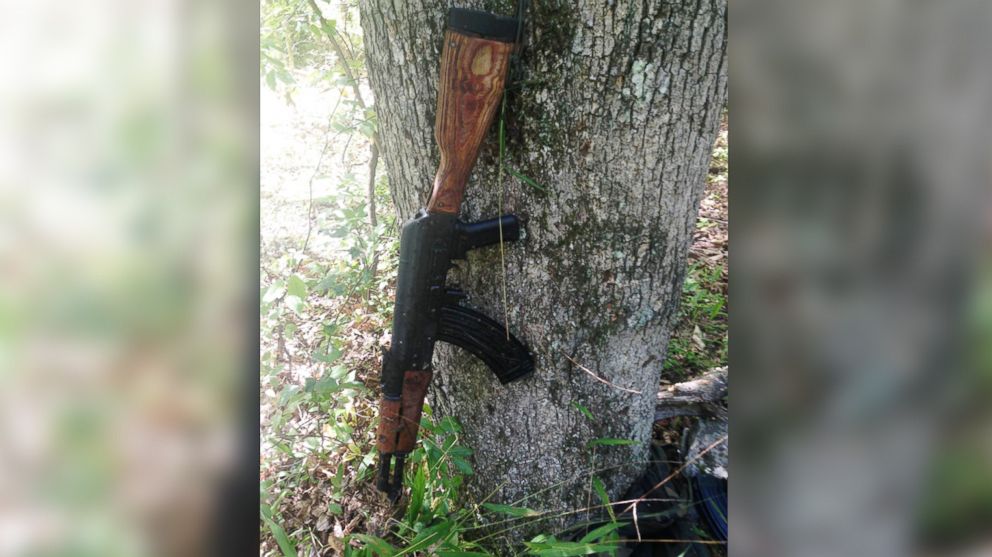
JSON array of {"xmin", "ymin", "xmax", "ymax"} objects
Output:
[
  {"xmin": 663, "ymin": 112, "xmax": 728, "ymax": 382},
  {"xmin": 662, "ymin": 261, "xmax": 728, "ymax": 382}
]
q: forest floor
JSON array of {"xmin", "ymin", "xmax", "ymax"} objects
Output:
[
  {"xmin": 662, "ymin": 112, "xmax": 728, "ymax": 385},
  {"xmin": 260, "ymin": 70, "xmax": 729, "ymax": 554}
]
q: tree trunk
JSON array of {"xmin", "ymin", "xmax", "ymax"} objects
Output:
[{"xmin": 361, "ymin": 0, "xmax": 726, "ymax": 530}]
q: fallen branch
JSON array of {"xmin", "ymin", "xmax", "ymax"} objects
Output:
[{"xmin": 655, "ymin": 366, "xmax": 727, "ymax": 420}]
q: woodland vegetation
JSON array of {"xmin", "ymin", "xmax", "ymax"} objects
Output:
[{"xmin": 261, "ymin": 1, "xmax": 727, "ymax": 555}]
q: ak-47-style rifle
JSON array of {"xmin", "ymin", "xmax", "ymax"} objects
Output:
[{"xmin": 375, "ymin": 7, "xmax": 534, "ymax": 502}]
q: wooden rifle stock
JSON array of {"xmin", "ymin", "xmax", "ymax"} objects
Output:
[{"xmin": 426, "ymin": 29, "xmax": 514, "ymax": 214}]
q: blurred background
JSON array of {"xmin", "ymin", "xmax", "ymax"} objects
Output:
[
  {"xmin": 732, "ymin": 0, "xmax": 992, "ymax": 556},
  {"xmin": 0, "ymin": 0, "xmax": 257, "ymax": 555}
]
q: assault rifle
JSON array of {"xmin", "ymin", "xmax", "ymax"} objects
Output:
[{"xmin": 375, "ymin": 7, "xmax": 534, "ymax": 501}]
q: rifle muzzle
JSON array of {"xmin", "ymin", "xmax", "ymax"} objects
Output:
[{"xmin": 376, "ymin": 453, "xmax": 405, "ymax": 503}]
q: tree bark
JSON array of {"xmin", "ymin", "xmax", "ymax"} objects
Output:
[{"xmin": 361, "ymin": 0, "xmax": 726, "ymax": 531}]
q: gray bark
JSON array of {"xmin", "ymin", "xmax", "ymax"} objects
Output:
[{"xmin": 361, "ymin": 0, "xmax": 726, "ymax": 534}]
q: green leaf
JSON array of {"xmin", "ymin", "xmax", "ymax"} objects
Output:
[
  {"xmin": 524, "ymin": 541, "xmax": 614, "ymax": 557},
  {"xmin": 572, "ymin": 401, "xmax": 595, "ymax": 422},
  {"xmin": 287, "ymin": 274, "xmax": 308, "ymax": 299},
  {"xmin": 314, "ymin": 346, "xmax": 342, "ymax": 363},
  {"xmin": 708, "ymin": 298, "xmax": 726, "ymax": 319},
  {"xmin": 437, "ymin": 552, "xmax": 491, "ymax": 557},
  {"xmin": 311, "ymin": 375, "xmax": 340, "ymax": 396},
  {"xmin": 358, "ymin": 119, "xmax": 377, "ymax": 138},
  {"xmin": 260, "ymin": 501, "xmax": 274, "ymax": 521},
  {"xmin": 262, "ymin": 282, "xmax": 285, "ymax": 304},
  {"xmin": 436, "ymin": 416, "xmax": 461, "ymax": 434},
  {"xmin": 452, "ymin": 457, "xmax": 474, "ymax": 475},
  {"xmin": 578, "ymin": 521, "xmax": 626, "ymax": 544},
  {"xmin": 405, "ymin": 464, "xmax": 427, "ymax": 524},
  {"xmin": 351, "ymin": 534, "xmax": 396, "ymax": 556},
  {"xmin": 508, "ymin": 167, "xmax": 548, "ymax": 193},
  {"xmin": 408, "ymin": 520, "xmax": 453, "ymax": 549},
  {"xmin": 328, "ymin": 502, "xmax": 343, "ymax": 515},
  {"xmin": 482, "ymin": 503, "xmax": 541, "ymax": 517},
  {"xmin": 285, "ymin": 294, "xmax": 304, "ymax": 314},
  {"xmin": 321, "ymin": 19, "xmax": 337, "ymax": 38},
  {"xmin": 586, "ymin": 438, "xmax": 639, "ymax": 448},
  {"xmin": 329, "ymin": 364, "xmax": 351, "ymax": 380},
  {"xmin": 592, "ymin": 477, "xmax": 616, "ymax": 523},
  {"xmin": 262, "ymin": 515, "xmax": 298, "ymax": 557}
]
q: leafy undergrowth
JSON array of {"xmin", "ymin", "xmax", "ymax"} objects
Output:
[
  {"xmin": 261, "ymin": 2, "xmax": 398, "ymax": 553},
  {"xmin": 662, "ymin": 113, "xmax": 729, "ymax": 383},
  {"xmin": 260, "ymin": 160, "xmax": 401, "ymax": 554}
]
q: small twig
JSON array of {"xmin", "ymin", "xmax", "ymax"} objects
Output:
[
  {"xmin": 334, "ymin": 28, "xmax": 358, "ymax": 74},
  {"xmin": 367, "ymin": 142, "xmax": 379, "ymax": 229},
  {"xmin": 620, "ymin": 434, "xmax": 727, "ymax": 514},
  {"xmin": 497, "ymin": 96, "xmax": 510, "ymax": 340},
  {"xmin": 585, "ymin": 448, "xmax": 595, "ymax": 540},
  {"xmin": 606, "ymin": 539, "xmax": 726, "ymax": 546},
  {"xmin": 339, "ymin": 132, "xmax": 353, "ymax": 164},
  {"xmin": 278, "ymin": 328, "xmax": 292, "ymax": 371},
  {"xmin": 633, "ymin": 502, "xmax": 642, "ymax": 542},
  {"xmin": 341, "ymin": 515, "xmax": 362, "ymax": 537},
  {"xmin": 293, "ymin": 96, "xmax": 341, "ymax": 274},
  {"xmin": 562, "ymin": 351, "xmax": 642, "ymax": 394},
  {"xmin": 306, "ymin": 0, "xmax": 381, "ymax": 174},
  {"xmin": 365, "ymin": 141, "xmax": 380, "ymax": 287}
]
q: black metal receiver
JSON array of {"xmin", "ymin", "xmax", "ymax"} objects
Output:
[
  {"xmin": 375, "ymin": 211, "xmax": 533, "ymax": 500},
  {"xmin": 382, "ymin": 211, "xmax": 533, "ymax": 395}
]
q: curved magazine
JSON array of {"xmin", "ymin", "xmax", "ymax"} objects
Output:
[{"xmin": 437, "ymin": 304, "xmax": 534, "ymax": 384}]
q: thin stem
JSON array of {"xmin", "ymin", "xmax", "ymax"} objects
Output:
[
  {"xmin": 497, "ymin": 95, "xmax": 510, "ymax": 340},
  {"xmin": 293, "ymin": 95, "xmax": 341, "ymax": 274},
  {"xmin": 562, "ymin": 351, "xmax": 643, "ymax": 394}
]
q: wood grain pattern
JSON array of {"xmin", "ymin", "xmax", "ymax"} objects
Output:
[
  {"xmin": 426, "ymin": 30, "xmax": 513, "ymax": 214},
  {"xmin": 375, "ymin": 370, "xmax": 433, "ymax": 453},
  {"xmin": 396, "ymin": 369, "xmax": 433, "ymax": 452},
  {"xmin": 375, "ymin": 397, "xmax": 401, "ymax": 453}
]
